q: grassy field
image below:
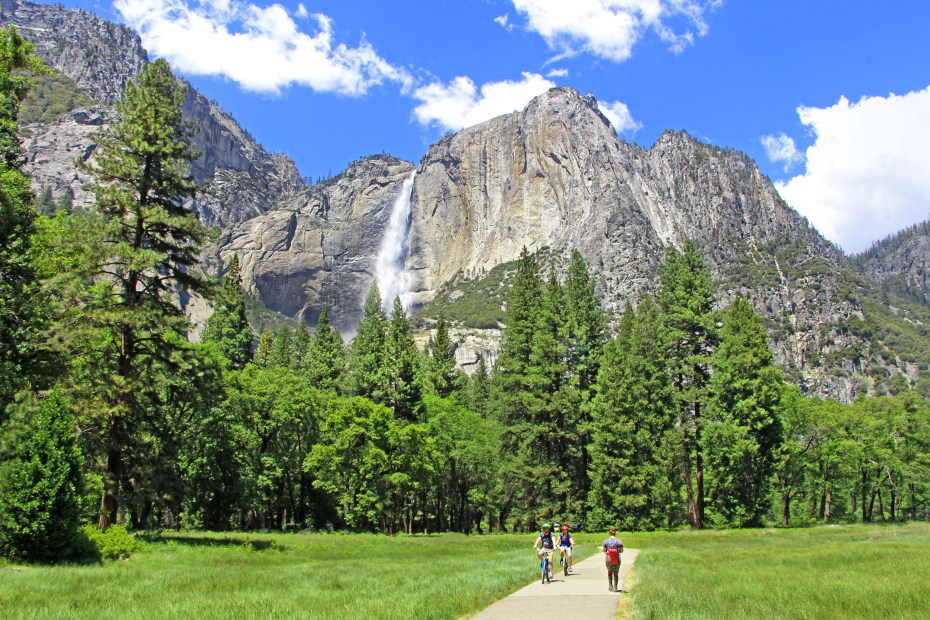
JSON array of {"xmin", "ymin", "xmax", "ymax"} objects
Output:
[
  {"xmin": 0, "ymin": 531, "xmax": 598, "ymax": 619},
  {"xmin": 2, "ymin": 524, "xmax": 929, "ymax": 619},
  {"xmin": 621, "ymin": 522, "xmax": 930, "ymax": 619}
]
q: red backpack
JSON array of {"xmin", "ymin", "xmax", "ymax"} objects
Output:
[{"xmin": 607, "ymin": 547, "xmax": 619, "ymax": 564}]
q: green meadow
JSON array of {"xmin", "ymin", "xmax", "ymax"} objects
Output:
[
  {"xmin": 2, "ymin": 524, "xmax": 929, "ymax": 619},
  {"xmin": 622, "ymin": 522, "xmax": 930, "ymax": 619},
  {"xmin": 0, "ymin": 532, "xmax": 589, "ymax": 619}
]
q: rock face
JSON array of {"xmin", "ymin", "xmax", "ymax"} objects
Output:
[
  {"xmin": 0, "ymin": 0, "xmax": 146, "ymax": 103},
  {"xmin": 203, "ymin": 155, "xmax": 415, "ymax": 333},
  {"xmin": 3, "ymin": 0, "xmax": 306, "ymax": 229},
  {"xmin": 852, "ymin": 221, "xmax": 930, "ymax": 304},
  {"xmin": 407, "ymin": 88, "xmax": 842, "ymax": 317},
  {"xmin": 7, "ymin": 2, "xmax": 927, "ymax": 403}
]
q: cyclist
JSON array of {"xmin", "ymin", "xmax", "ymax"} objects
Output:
[
  {"xmin": 557, "ymin": 523, "xmax": 574, "ymax": 573},
  {"xmin": 533, "ymin": 523, "xmax": 556, "ymax": 579}
]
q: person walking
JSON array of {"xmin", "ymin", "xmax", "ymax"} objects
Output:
[{"xmin": 602, "ymin": 527, "xmax": 624, "ymax": 592}]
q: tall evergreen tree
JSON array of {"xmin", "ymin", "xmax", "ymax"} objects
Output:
[
  {"xmin": 292, "ymin": 319, "xmax": 311, "ymax": 372},
  {"xmin": 306, "ymin": 306, "xmax": 345, "ymax": 392},
  {"xmin": 201, "ymin": 254, "xmax": 252, "ymax": 369},
  {"xmin": 269, "ymin": 323, "xmax": 294, "ymax": 369},
  {"xmin": 705, "ymin": 297, "xmax": 784, "ymax": 526},
  {"xmin": 348, "ymin": 282, "xmax": 389, "ymax": 403},
  {"xmin": 658, "ymin": 239, "xmax": 718, "ymax": 529},
  {"xmin": 589, "ymin": 297, "xmax": 679, "ymax": 530},
  {"xmin": 425, "ymin": 311, "xmax": 456, "ymax": 398},
  {"xmin": 524, "ymin": 268, "xmax": 569, "ymax": 516},
  {"xmin": 561, "ymin": 250, "xmax": 606, "ymax": 518},
  {"xmin": 469, "ymin": 356, "xmax": 491, "ymax": 417},
  {"xmin": 0, "ymin": 27, "xmax": 48, "ymax": 413},
  {"xmin": 491, "ymin": 247, "xmax": 543, "ymax": 526},
  {"xmin": 47, "ymin": 59, "xmax": 207, "ymax": 529},
  {"xmin": 386, "ymin": 297, "xmax": 423, "ymax": 422},
  {"xmin": 254, "ymin": 331, "xmax": 275, "ymax": 367}
]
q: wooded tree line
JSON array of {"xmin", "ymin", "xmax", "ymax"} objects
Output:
[{"xmin": 1, "ymin": 26, "xmax": 929, "ymax": 563}]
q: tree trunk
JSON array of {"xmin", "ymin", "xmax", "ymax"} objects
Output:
[
  {"xmin": 782, "ymin": 491, "xmax": 791, "ymax": 526},
  {"xmin": 693, "ymin": 402, "xmax": 705, "ymax": 529},
  {"xmin": 98, "ymin": 447, "xmax": 122, "ymax": 530},
  {"xmin": 825, "ymin": 490, "xmax": 832, "ymax": 520}
]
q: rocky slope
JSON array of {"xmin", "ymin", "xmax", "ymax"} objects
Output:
[
  {"xmin": 211, "ymin": 87, "xmax": 930, "ymax": 402},
  {"xmin": 7, "ymin": 2, "xmax": 928, "ymax": 403},
  {"xmin": 852, "ymin": 220, "xmax": 930, "ymax": 305},
  {"xmin": 203, "ymin": 155, "xmax": 415, "ymax": 333},
  {"xmin": 2, "ymin": 0, "xmax": 305, "ymax": 228}
]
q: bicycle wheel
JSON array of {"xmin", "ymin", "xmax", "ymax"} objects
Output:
[{"xmin": 541, "ymin": 557, "xmax": 547, "ymax": 583}]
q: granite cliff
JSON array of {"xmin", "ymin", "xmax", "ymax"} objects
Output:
[
  {"xmin": 2, "ymin": 0, "xmax": 305, "ymax": 229},
  {"xmin": 7, "ymin": 1, "xmax": 930, "ymax": 403}
]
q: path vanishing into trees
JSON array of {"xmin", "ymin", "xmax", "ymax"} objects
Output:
[{"xmin": 471, "ymin": 549, "xmax": 640, "ymax": 620}]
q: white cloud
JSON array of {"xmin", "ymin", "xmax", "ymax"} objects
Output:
[
  {"xmin": 412, "ymin": 72, "xmax": 555, "ymax": 131},
  {"xmin": 761, "ymin": 132, "xmax": 802, "ymax": 172},
  {"xmin": 114, "ymin": 0, "xmax": 411, "ymax": 95},
  {"xmin": 597, "ymin": 100, "xmax": 641, "ymax": 134},
  {"xmin": 775, "ymin": 86, "xmax": 930, "ymax": 254},
  {"xmin": 494, "ymin": 14, "xmax": 514, "ymax": 32},
  {"xmin": 510, "ymin": 0, "xmax": 720, "ymax": 62},
  {"xmin": 295, "ymin": 3, "xmax": 307, "ymax": 19},
  {"xmin": 546, "ymin": 68, "xmax": 569, "ymax": 78}
]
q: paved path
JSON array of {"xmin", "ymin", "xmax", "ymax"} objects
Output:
[{"xmin": 470, "ymin": 549, "xmax": 639, "ymax": 620}]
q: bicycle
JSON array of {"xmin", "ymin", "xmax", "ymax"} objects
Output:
[
  {"xmin": 560, "ymin": 546, "xmax": 571, "ymax": 576},
  {"xmin": 540, "ymin": 550, "xmax": 553, "ymax": 584}
]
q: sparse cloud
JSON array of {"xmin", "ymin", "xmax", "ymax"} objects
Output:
[
  {"xmin": 295, "ymin": 3, "xmax": 308, "ymax": 19},
  {"xmin": 546, "ymin": 68, "xmax": 569, "ymax": 78},
  {"xmin": 761, "ymin": 132, "xmax": 803, "ymax": 172},
  {"xmin": 597, "ymin": 100, "xmax": 641, "ymax": 134},
  {"xmin": 494, "ymin": 13, "xmax": 514, "ymax": 32},
  {"xmin": 776, "ymin": 85, "xmax": 930, "ymax": 253},
  {"xmin": 508, "ymin": 0, "xmax": 720, "ymax": 62},
  {"xmin": 114, "ymin": 0, "xmax": 411, "ymax": 95},
  {"xmin": 412, "ymin": 72, "xmax": 555, "ymax": 131}
]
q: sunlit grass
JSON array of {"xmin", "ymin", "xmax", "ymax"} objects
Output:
[
  {"xmin": 621, "ymin": 522, "xmax": 930, "ymax": 619},
  {"xmin": 0, "ymin": 531, "xmax": 599, "ymax": 619}
]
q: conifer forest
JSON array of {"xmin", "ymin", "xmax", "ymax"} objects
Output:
[{"xmin": 1, "ymin": 26, "xmax": 929, "ymax": 564}]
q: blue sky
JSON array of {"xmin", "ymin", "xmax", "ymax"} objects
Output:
[{"xmin": 64, "ymin": 0, "xmax": 930, "ymax": 253}]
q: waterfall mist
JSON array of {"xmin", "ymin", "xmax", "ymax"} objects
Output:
[{"xmin": 375, "ymin": 172, "xmax": 416, "ymax": 313}]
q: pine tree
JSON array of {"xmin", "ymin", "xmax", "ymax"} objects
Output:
[
  {"xmin": 48, "ymin": 59, "xmax": 207, "ymax": 529},
  {"xmin": 254, "ymin": 331, "xmax": 275, "ymax": 367},
  {"xmin": 589, "ymin": 297, "xmax": 678, "ymax": 530},
  {"xmin": 0, "ymin": 27, "xmax": 48, "ymax": 414},
  {"xmin": 705, "ymin": 297, "xmax": 784, "ymax": 526},
  {"xmin": 306, "ymin": 306, "xmax": 345, "ymax": 392},
  {"xmin": 201, "ymin": 254, "xmax": 253, "ymax": 369},
  {"xmin": 425, "ymin": 311, "xmax": 456, "ymax": 398},
  {"xmin": 491, "ymin": 247, "xmax": 543, "ymax": 526},
  {"xmin": 658, "ymin": 239, "xmax": 718, "ymax": 529},
  {"xmin": 347, "ymin": 282, "xmax": 389, "ymax": 403},
  {"xmin": 292, "ymin": 319, "xmax": 311, "ymax": 372},
  {"xmin": 561, "ymin": 250, "xmax": 606, "ymax": 518},
  {"xmin": 270, "ymin": 323, "xmax": 293, "ymax": 368},
  {"xmin": 523, "ymin": 268, "xmax": 569, "ymax": 515},
  {"xmin": 386, "ymin": 297, "xmax": 423, "ymax": 422},
  {"xmin": 469, "ymin": 356, "xmax": 491, "ymax": 417}
]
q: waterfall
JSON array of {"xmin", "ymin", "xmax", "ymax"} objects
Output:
[{"xmin": 375, "ymin": 171, "xmax": 416, "ymax": 313}]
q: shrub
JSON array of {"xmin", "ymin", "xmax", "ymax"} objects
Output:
[
  {"xmin": 0, "ymin": 391, "xmax": 83, "ymax": 562},
  {"xmin": 81, "ymin": 524, "xmax": 144, "ymax": 560}
]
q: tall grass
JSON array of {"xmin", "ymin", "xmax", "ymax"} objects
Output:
[
  {"xmin": 623, "ymin": 522, "xmax": 930, "ymax": 619},
  {"xmin": 0, "ymin": 531, "xmax": 595, "ymax": 619}
]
